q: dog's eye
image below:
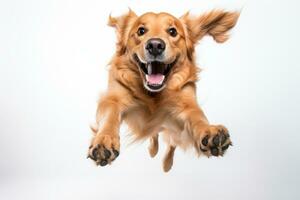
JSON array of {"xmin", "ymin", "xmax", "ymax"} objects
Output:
[
  {"xmin": 168, "ymin": 27, "xmax": 177, "ymax": 37},
  {"xmin": 137, "ymin": 27, "xmax": 146, "ymax": 36}
]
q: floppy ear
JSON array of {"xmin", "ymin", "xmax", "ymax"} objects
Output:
[
  {"xmin": 108, "ymin": 9, "xmax": 138, "ymax": 55},
  {"xmin": 180, "ymin": 10, "xmax": 239, "ymax": 60},
  {"xmin": 180, "ymin": 10, "xmax": 240, "ymax": 44}
]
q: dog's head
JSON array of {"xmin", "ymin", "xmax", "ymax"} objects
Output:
[{"xmin": 109, "ymin": 10, "xmax": 239, "ymax": 92}]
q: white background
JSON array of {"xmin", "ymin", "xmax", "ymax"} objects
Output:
[{"xmin": 1, "ymin": 0, "xmax": 299, "ymax": 199}]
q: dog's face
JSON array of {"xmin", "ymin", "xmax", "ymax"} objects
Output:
[
  {"xmin": 129, "ymin": 12, "xmax": 185, "ymax": 92},
  {"xmin": 109, "ymin": 10, "xmax": 239, "ymax": 92}
]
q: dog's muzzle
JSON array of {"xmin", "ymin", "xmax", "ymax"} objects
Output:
[{"xmin": 134, "ymin": 54, "xmax": 178, "ymax": 92}]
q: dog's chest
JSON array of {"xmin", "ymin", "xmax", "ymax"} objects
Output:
[{"xmin": 123, "ymin": 104, "xmax": 194, "ymax": 148}]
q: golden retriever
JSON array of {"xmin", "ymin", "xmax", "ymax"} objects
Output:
[{"xmin": 88, "ymin": 9, "xmax": 240, "ymax": 172}]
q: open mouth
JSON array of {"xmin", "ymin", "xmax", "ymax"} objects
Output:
[{"xmin": 133, "ymin": 54, "xmax": 178, "ymax": 92}]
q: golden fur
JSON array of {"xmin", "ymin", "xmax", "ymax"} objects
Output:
[{"xmin": 88, "ymin": 9, "xmax": 240, "ymax": 172}]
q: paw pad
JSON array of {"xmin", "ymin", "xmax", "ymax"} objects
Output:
[
  {"xmin": 88, "ymin": 142, "xmax": 120, "ymax": 166},
  {"xmin": 199, "ymin": 125, "xmax": 232, "ymax": 156}
]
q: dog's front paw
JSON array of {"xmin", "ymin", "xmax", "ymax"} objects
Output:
[
  {"xmin": 197, "ymin": 125, "xmax": 232, "ymax": 157},
  {"xmin": 87, "ymin": 134, "xmax": 120, "ymax": 166}
]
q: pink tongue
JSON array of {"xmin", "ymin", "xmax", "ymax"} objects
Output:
[{"xmin": 147, "ymin": 74, "xmax": 164, "ymax": 84}]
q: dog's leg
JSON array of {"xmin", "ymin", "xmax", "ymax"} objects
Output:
[
  {"xmin": 187, "ymin": 106, "xmax": 232, "ymax": 157},
  {"xmin": 88, "ymin": 91, "xmax": 131, "ymax": 166},
  {"xmin": 175, "ymin": 85, "xmax": 232, "ymax": 157},
  {"xmin": 162, "ymin": 145, "xmax": 176, "ymax": 172},
  {"xmin": 148, "ymin": 134, "xmax": 159, "ymax": 158}
]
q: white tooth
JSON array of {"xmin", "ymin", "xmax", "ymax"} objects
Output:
[
  {"xmin": 159, "ymin": 75, "xmax": 165, "ymax": 84},
  {"xmin": 146, "ymin": 75, "xmax": 149, "ymax": 82},
  {"xmin": 147, "ymin": 63, "xmax": 152, "ymax": 74}
]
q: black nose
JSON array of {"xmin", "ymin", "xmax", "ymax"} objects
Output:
[{"xmin": 145, "ymin": 38, "xmax": 166, "ymax": 57}]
